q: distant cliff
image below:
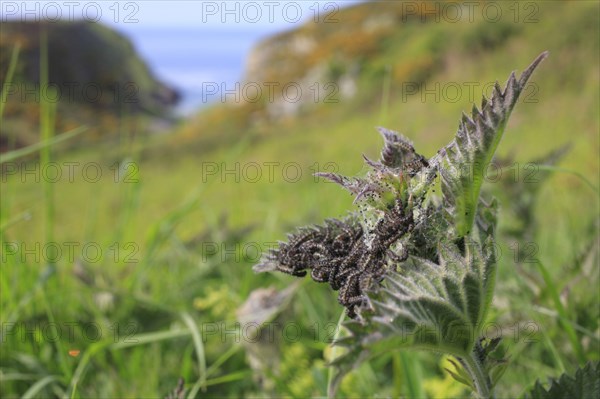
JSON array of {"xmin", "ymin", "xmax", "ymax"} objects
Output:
[
  {"xmin": 242, "ymin": 2, "xmax": 435, "ymax": 120},
  {"xmin": 245, "ymin": 2, "xmax": 401, "ymax": 84},
  {"xmin": 0, "ymin": 21, "xmax": 180, "ymax": 150},
  {"xmin": 177, "ymin": 0, "xmax": 530, "ymax": 139},
  {"xmin": 241, "ymin": 1, "xmax": 519, "ymax": 121}
]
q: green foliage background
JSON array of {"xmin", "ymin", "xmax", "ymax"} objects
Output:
[{"xmin": 1, "ymin": 1, "xmax": 598, "ymax": 397}]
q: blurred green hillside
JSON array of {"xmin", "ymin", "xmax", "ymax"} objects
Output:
[
  {"xmin": 1, "ymin": 1, "xmax": 598, "ymax": 398},
  {"xmin": 0, "ymin": 21, "xmax": 179, "ymax": 151}
]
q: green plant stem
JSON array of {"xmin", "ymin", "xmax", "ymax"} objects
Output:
[
  {"xmin": 327, "ymin": 309, "xmax": 347, "ymax": 398},
  {"xmin": 459, "ymin": 353, "xmax": 494, "ymax": 399}
]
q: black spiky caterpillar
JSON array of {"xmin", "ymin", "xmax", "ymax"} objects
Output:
[
  {"xmin": 255, "ymin": 126, "xmax": 430, "ymax": 318},
  {"xmin": 259, "ymin": 196, "xmax": 414, "ymax": 318}
]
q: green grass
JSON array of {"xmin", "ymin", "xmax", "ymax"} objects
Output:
[{"xmin": 1, "ymin": 1, "xmax": 599, "ymax": 397}]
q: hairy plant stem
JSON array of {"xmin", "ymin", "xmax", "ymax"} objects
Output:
[{"xmin": 458, "ymin": 352, "xmax": 494, "ymax": 399}]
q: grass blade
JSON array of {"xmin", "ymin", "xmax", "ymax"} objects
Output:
[
  {"xmin": 0, "ymin": 43, "xmax": 21, "ymax": 121},
  {"xmin": 0, "ymin": 126, "xmax": 88, "ymax": 164},
  {"xmin": 400, "ymin": 351, "xmax": 424, "ymax": 399},
  {"xmin": 327, "ymin": 309, "xmax": 347, "ymax": 398},
  {"xmin": 534, "ymin": 259, "xmax": 586, "ymax": 363},
  {"xmin": 23, "ymin": 375, "xmax": 59, "ymax": 399},
  {"xmin": 110, "ymin": 329, "xmax": 190, "ymax": 350},
  {"xmin": 181, "ymin": 312, "xmax": 207, "ymax": 392},
  {"xmin": 536, "ymin": 165, "xmax": 600, "ymax": 197}
]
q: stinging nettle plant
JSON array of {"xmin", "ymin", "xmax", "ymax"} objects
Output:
[{"xmin": 253, "ymin": 52, "xmax": 598, "ymax": 398}]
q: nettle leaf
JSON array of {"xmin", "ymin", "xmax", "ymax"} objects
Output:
[
  {"xmin": 438, "ymin": 52, "xmax": 548, "ymax": 238},
  {"xmin": 329, "ymin": 233, "xmax": 497, "ymax": 395},
  {"xmin": 364, "ymin": 127, "xmax": 429, "ymax": 174},
  {"xmin": 373, "ymin": 235, "xmax": 496, "ymax": 354},
  {"xmin": 525, "ymin": 361, "xmax": 599, "ymax": 399},
  {"xmin": 473, "ymin": 336, "xmax": 508, "ymax": 389},
  {"xmin": 313, "ymin": 172, "xmax": 377, "ymax": 200},
  {"xmin": 446, "ymin": 357, "xmax": 475, "ymax": 390}
]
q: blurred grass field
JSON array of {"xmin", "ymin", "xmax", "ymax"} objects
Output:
[{"xmin": 1, "ymin": 1, "xmax": 599, "ymax": 397}]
